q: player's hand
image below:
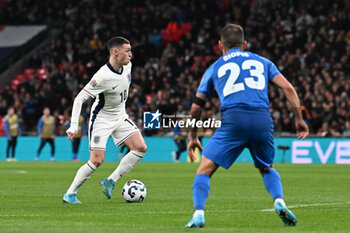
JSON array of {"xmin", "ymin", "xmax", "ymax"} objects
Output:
[
  {"xmin": 295, "ymin": 119, "xmax": 309, "ymax": 140},
  {"xmin": 66, "ymin": 126, "xmax": 78, "ymax": 140},
  {"xmin": 187, "ymin": 138, "xmax": 203, "ymax": 161}
]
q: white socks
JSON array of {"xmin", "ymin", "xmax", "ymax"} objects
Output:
[
  {"xmin": 193, "ymin": 210, "xmax": 204, "ymax": 218},
  {"xmin": 66, "ymin": 150, "xmax": 144, "ymax": 194},
  {"xmin": 66, "ymin": 160, "xmax": 96, "ymax": 194},
  {"xmin": 108, "ymin": 150, "xmax": 144, "ymax": 182},
  {"xmin": 274, "ymin": 198, "xmax": 286, "ymax": 207}
]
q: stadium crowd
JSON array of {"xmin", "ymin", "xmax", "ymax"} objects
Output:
[{"xmin": 1, "ymin": 0, "xmax": 350, "ymax": 136}]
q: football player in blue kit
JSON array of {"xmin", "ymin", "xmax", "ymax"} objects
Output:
[{"xmin": 185, "ymin": 24, "xmax": 309, "ymax": 228}]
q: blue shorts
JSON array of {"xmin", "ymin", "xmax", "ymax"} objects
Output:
[{"xmin": 203, "ymin": 108, "xmax": 274, "ymax": 169}]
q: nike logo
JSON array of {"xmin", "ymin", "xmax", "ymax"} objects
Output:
[{"xmin": 112, "ymin": 85, "xmax": 118, "ymax": 89}]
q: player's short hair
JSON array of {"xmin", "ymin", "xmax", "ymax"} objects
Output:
[
  {"xmin": 220, "ymin": 24, "xmax": 244, "ymax": 49},
  {"xmin": 107, "ymin": 36, "xmax": 130, "ymax": 53}
]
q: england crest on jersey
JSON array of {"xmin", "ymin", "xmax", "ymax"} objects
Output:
[{"xmin": 127, "ymin": 73, "xmax": 131, "ymax": 83}]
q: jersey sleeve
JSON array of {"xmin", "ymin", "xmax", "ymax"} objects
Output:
[
  {"xmin": 37, "ymin": 118, "xmax": 43, "ymax": 135},
  {"xmin": 268, "ymin": 60, "xmax": 281, "ymax": 82},
  {"xmin": 4, "ymin": 118, "xmax": 10, "ymax": 138},
  {"xmin": 197, "ymin": 64, "xmax": 214, "ymax": 97},
  {"xmin": 82, "ymin": 73, "xmax": 106, "ymax": 98}
]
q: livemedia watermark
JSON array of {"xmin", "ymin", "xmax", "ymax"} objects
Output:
[{"xmin": 143, "ymin": 110, "xmax": 221, "ymax": 129}]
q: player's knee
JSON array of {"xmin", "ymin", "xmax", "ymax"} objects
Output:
[
  {"xmin": 196, "ymin": 166, "xmax": 214, "ymax": 176},
  {"xmin": 136, "ymin": 144, "xmax": 147, "ymax": 154},
  {"xmin": 90, "ymin": 152, "xmax": 105, "ymax": 167},
  {"xmin": 92, "ymin": 158, "xmax": 104, "ymax": 167},
  {"xmin": 196, "ymin": 156, "xmax": 218, "ymax": 176}
]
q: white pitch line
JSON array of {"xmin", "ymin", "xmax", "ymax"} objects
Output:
[
  {"xmin": 261, "ymin": 202, "xmax": 350, "ymax": 212},
  {"xmin": 0, "ymin": 214, "xmax": 41, "ymax": 217},
  {"xmin": 1, "ymin": 202, "xmax": 348, "ymax": 217}
]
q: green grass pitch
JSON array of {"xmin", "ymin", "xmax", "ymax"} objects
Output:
[{"xmin": 0, "ymin": 162, "xmax": 349, "ymax": 233}]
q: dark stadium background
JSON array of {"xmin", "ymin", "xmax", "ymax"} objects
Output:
[
  {"xmin": 0, "ymin": 0, "xmax": 349, "ymax": 137},
  {"xmin": 1, "ymin": 1, "xmax": 350, "ymax": 232}
]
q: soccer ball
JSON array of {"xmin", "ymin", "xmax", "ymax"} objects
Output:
[{"xmin": 122, "ymin": 180, "xmax": 147, "ymax": 202}]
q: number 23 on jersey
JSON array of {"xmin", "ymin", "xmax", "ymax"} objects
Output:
[{"xmin": 218, "ymin": 60, "xmax": 265, "ymax": 96}]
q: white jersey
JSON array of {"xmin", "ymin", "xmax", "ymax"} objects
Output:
[{"xmin": 70, "ymin": 61, "xmax": 132, "ymax": 128}]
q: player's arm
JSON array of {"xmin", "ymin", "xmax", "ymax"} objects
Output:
[
  {"xmin": 189, "ymin": 93, "xmax": 206, "ymax": 139},
  {"xmin": 272, "ymin": 74, "xmax": 309, "ymax": 139},
  {"xmin": 37, "ymin": 118, "xmax": 43, "ymax": 138},
  {"xmin": 187, "ymin": 65, "xmax": 214, "ymax": 159},
  {"xmin": 67, "ymin": 75, "xmax": 105, "ymax": 140},
  {"xmin": 67, "ymin": 90, "xmax": 91, "ymax": 140},
  {"xmin": 4, "ymin": 119, "xmax": 10, "ymax": 139},
  {"xmin": 187, "ymin": 93, "xmax": 206, "ymax": 160}
]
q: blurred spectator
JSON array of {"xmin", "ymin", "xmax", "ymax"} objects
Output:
[
  {"xmin": 65, "ymin": 114, "xmax": 87, "ymax": 161},
  {"xmin": 35, "ymin": 107, "xmax": 56, "ymax": 161},
  {"xmin": 22, "ymin": 93, "xmax": 36, "ymax": 130},
  {"xmin": 0, "ymin": 0, "xmax": 349, "ymax": 137},
  {"xmin": 3, "ymin": 107, "xmax": 22, "ymax": 161}
]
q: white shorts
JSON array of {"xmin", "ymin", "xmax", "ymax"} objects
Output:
[{"xmin": 88, "ymin": 115, "xmax": 139, "ymax": 151}]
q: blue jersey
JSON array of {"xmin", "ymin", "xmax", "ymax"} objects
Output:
[{"xmin": 197, "ymin": 48, "xmax": 280, "ymax": 111}]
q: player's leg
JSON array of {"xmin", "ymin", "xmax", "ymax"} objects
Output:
[
  {"xmin": 101, "ymin": 116, "xmax": 146, "ymax": 198},
  {"xmin": 64, "ymin": 119, "xmax": 110, "ymax": 203},
  {"xmin": 250, "ymin": 134, "xmax": 283, "ymax": 202},
  {"xmin": 249, "ymin": 116, "xmax": 297, "ymax": 226},
  {"xmin": 72, "ymin": 138, "xmax": 80, "ymax": 161},
  {"xmin": 12, "ymin": 136, "xmax": 17, "ymax": 161},
  {"xmin": 36, "ymin": 138, "xmax": 47, "ymax": 161},
  {"xmin": 258, "ymin": 166, "xmax": 297, "ymax": 226},
  {"xmin": 102, "ymin": 132, "xmax": 146, "ymax": 199},
  {"xmin": 186, "ymin": 155, "xmax": 218, "ymax": 228},
  {"xmin": 193, "ymin": 156, "xmax": 218, "ymax": 210},
  {"xmin": 109, "ymin": 132, "xmax": 146, "ymax": 181},
  {"xmin": 258, "ymin": 166, "xmax": 283, "ymax": 202},
  {"xmin": 101, "ymin": 114, "xmax": 145, "ymax": 197},
  {"xmin": 172, "ymin": 139, "xmax": 182, "ymax": 162},
  {"xmin": 186, "ymin": 116, "xmax": 246, "ymax": 228},
  {"xmin": 48, "ymin": 138, "xmax": 55, "ymax": 161},
  {"xmin": 177, "ymin": 139, "xmax": 187, "ymax": 160},
  {"xmin": 6, "ymin": 138, "xmax": 11, "ymax": 161},
  {"xmin": 119, "ymin": 144, "xmax": 126, "ymax": 160},
  {"xmin": 63, "ymin": 150, "xmax": 105, "ymax": 204}
]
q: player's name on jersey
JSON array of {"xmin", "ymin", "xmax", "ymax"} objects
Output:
[
  {"xmin": 162, "ymin": 118, "xmax": 221, "ymax": 128},
  {"xmin": 223, "ymin": 51, "xmax": 249, "ymax": 61}
]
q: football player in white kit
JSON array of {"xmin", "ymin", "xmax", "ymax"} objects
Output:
[{"xmin": 63, "ymin": 37, "xmax": 147, "ymax": 204}]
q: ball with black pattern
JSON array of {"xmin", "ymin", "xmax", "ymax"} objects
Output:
[{"xmin": 122, "ymin": 180, "xmax": 147, "ymax": 202}]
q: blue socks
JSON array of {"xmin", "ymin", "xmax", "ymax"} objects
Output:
[
  {"xmin": 192, "ymin": 169, "xmax": 282, "ymax": 211},
  {"xmin": 192, "ymin": 174, "xmax": 210, "ymax": 210},
  {"xmin": 263, "ymin": 169, "xmax": 283, "ymax": 200}
]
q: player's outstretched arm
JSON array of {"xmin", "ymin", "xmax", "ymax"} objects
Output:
[
  {"xmin": 67, "ymin": 90, "xmax": 91, "ymax": 140},
  {"xmin": 272, "ymin": 74, "xmax": 309, "ymax": 140},
  {"xmin": 187, "ymin": 93, "xmax": 205, "ymax": 160}
]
